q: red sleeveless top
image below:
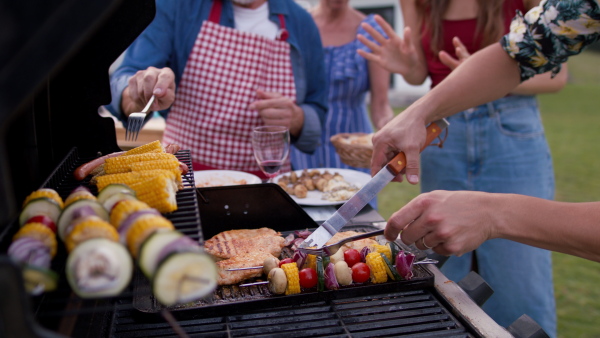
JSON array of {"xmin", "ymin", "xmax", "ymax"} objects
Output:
[{"xmin": 422, "ymin": 0, "xmax": 525, "ymax": 88}]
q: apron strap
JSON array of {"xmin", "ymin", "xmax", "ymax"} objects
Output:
[
  {"xmin": 208, "ymin": 1, "xmax": 289, "ymax": 41},
  {"xmin": 208, "ymin": 0, "xmax": 223, "ymax": 24}
]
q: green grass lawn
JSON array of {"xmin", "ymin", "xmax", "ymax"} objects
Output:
[{"xmin": 377, "ymin": 50, "xmax": 600, "ymax": 337}]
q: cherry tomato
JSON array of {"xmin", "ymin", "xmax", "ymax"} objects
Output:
[
  {"xmin": 299, "ymin": 268, "xmax": 318, "ymax": 288},
  {"xmin": 279, "ymin": 258, "xmax": 295, "ymax": 267},
  {"xmin": 343, "ymin": 249, "xmax": 361, "ymax": 267},
  {"xmin": 351, "ymin": 262, "xmax": 370, "ymax": 283}
]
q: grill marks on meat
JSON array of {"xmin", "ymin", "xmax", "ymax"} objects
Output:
[
  {"xmin": 205, "ymin": 228, "xmax": 286, "ymax": 285},
  {"xmin": 209, "ymin": 228, "xmax": 279, "ymax": 242},
  {"xmin": 215, "ymin": 251, "xmax": 274, "ymax": 285},
  {"xmin": 205, "ymin": 234, "xmax": 285, "ymax": 260}
]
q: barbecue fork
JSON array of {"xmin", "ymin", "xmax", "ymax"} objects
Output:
[{"xmin": 125, "ymin": 94, "xmax": 155, "ymax": 141}]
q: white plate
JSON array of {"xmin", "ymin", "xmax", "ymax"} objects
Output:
[
  {"xmin": 273, "ymin": 168, "xmax": 371, "ymax": 206},
  {"xmin": 193, "ymin": 170, "xmax": 261, "ymax": 188}
]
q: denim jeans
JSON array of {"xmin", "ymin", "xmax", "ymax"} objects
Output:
[{"xmin": 420, "ymin": 95, "xmax": 557, "ymax": 337}]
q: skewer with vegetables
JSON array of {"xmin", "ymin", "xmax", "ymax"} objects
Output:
[{"xmin": 8, "ymin": 188, "xmax": 64, "ymax": 294}]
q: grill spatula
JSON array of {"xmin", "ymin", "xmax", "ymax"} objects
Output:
[{"xmin": 300, "ymin": 118, "xmax": 450, "ymax": 249}]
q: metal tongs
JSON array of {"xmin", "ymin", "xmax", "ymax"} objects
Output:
[{"xmin": 297, "ymin": 229, "xmax": 438, "ymax": 265}]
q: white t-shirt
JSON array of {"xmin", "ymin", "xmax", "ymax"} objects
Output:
[{"xmin": 233, "ymin": 2, "xmax": 278, "ymax": 40}]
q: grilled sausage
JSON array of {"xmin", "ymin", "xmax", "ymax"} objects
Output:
[{"xmin": 73, "ymin": 151, "xmax": 124, "ymax": 181}]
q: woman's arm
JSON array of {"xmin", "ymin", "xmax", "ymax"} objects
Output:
[
  {"xmin": 386, "ymin": 190, "xmax": 600, "ymax": 263},
  {"xmin": 367, "ymin": 61, "xmax": 394, "ymax": 130},
  {"xmin": 509, "ymin": 64, "xmax": 568, "ymax": 95}
]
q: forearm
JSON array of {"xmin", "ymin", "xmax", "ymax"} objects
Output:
[
  {"xmin": 510, "ymin": 64, "xmax": 568, "ymax": 96},
  {"xmin": 369, "ymin": 100, "xmax": 394, "ymax": 130},
  {"xmin": 415, "ymin": 43, "xmax": 521, "ymax": 124},
  {"xmin": 491, "ymin": 194, "xmax": 600, "ymax": 262}
]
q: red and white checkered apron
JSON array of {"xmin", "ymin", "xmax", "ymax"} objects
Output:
[{"xmin": 162, "ymin": 1, "xmax": 296, "ymax": 178}]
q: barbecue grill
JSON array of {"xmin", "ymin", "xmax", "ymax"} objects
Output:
[{"xmin": 0, "ymin": 1, "xmax": 544, "ymax": 337}]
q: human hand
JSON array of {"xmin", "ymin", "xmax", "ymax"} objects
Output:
[
  {"xmin": 249, "ymin": 90, "xmax": 303, "ymax": 137},
  {"xmin": 124, "ymin": 66, "xmax": 175, "ymax": 115},
  {"xmin": 384, "ymin": 190, "xmax": 495, "ymax": 256},
  {"xmin": 356, "ymin": 15, "xmax": 420, "ymax": 76},
  {"xmin": 438, "ymin": 37, "xmax": 471, "ymax": 71},
  {"xmin": 370, "ymin": 104, "xmax": 428, "ymax": 184}
]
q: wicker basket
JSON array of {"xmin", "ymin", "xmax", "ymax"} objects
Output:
[{"xmin": 330, "ymin": 132, "xmax": 374, "ymax": 168}]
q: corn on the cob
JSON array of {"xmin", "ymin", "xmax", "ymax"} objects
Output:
[
  {"xmin": 13, "ymin": 223, "xmax": 57, "ymax": 257},
  {"xmin": 372, "ymin": 244, "xmax": 392, "ymax": 262},
  {"xmin": 123, "ymin": 140, "xmax": 164, "ymax": 156},
  {"xmin": 65, "ymin": 217, "xmax": 119, "ymax": 252},
  {"xmin": 365, "ymin": 252, "xmax": 388, "ymax": 284},
  {"xmin": 304, "ymin": 254, "xmax": 317, "ymax": 270},
  {"xmin": 125, "ymin": 215, "xmax": 174, "ymax": 257},
  {"xmin": 129, "ymin": 158, "xmax": 179, "ymax": 173},
  {"xmin": 23, "ymin": 189, "xmax": 64, "ymax": 209},
  {"xmin": 110, "ymin": 199, "xmax": 152, "ymax": 227},
  {"xmin": 104, "ymin": 153, "xmax": 177, "ymax": 174},
  {"xmin": 96, "ymin": 169, "xmax": 181, "ymax": 192},
  {"xmin": 281, "ymin": 262, "xmax": 301, "ymax": 295},
  {"xmin": 130, "ymin": 173, "xmax": 178, "ymax": 213}
]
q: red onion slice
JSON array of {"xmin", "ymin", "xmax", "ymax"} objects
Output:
[
  {"xmin": 292, "ymin": 250, "xmax": 307, "ymax": 269},
  {"xmin": 395, "ymin": 250, "xmax": 415, "ymax": 280},
  {"xmin": 118, "ymin": 209, "xmax": 161, "ymax": 243},
  {"xmin": 8, "ymin": 237, "xmax": 52, "ymax": 269},
  {"xmin": 360, "ymin": 246, "xmax": 371, "ymax": 262},
  {"xmin": 324, "ymin": 262, "xmax": 339, "ymax": 290}
]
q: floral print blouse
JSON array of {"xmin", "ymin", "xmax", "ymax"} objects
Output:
[{"xmin": 501, "ymin": 0, "xmax": 600, "ymax": 81}]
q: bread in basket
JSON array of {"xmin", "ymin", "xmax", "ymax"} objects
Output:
[{"xmin": 330, "ymin": 132, "xmax": 373, "ymax": 168}]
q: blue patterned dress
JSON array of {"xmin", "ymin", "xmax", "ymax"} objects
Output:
[{"xmin": 290, "ymin": 14, "xmax": 384, "ymax": 175}]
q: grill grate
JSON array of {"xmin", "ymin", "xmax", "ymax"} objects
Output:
[
  {"xmin": 112, "ymin": 289, "xmax": 474, "ymax": 338},
  {"xmin": 0, "ymin": 148, "xmax": 478, "ymax": 337}
]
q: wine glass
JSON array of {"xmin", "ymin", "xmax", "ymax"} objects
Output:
[{"xmin": 251, "ymin": 126, "xmax": 290, "ymax": 182}]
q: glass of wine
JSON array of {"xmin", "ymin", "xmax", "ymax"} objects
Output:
[{"xmin": 251, "ymin": 125, "xmax": 290, "ymax": 182}]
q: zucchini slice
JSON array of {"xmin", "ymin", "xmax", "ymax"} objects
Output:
[
  {"xmin": 152, "ymin": 251, "xmax": 217, "ymax": 306},
  {"xmin": 381, "ymin": 252, "xmax": 402, "ymax": 281},
  {"xmin": 97, "ymin": 184, "xmax": 136, "ymax": 206},
  {"xmin": 138, "ymin": 229, "xmax": 183, "ymax": 278},
  {"xmin": 22, "ymin": 264, "xmax": 59, "ymax": 295},
  {"xmin": 58, "ymin": 199, "xmax": 109, "ymax": 240},
  {"xmin": 66, "ymin": 238, "xmax": 133, "ymax": 298},
  {"xmin": 19, "ymin": 197, "xmax": 62, "ymax": 226}
]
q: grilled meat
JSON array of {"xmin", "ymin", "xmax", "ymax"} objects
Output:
[
  {"xmin": 208, "ymin": 228, "xmax": 279, "ymax": 242},
  {"xmin": 205, "ymin": 234, "xmax": 285, "ymax": 259},
  {"xmin": 216, "ymin": 251, "xmax": 274, "ymax": 285},
  {"xmin": 326, "ymin": 231, "xmax": 378, "ymax": 251}
]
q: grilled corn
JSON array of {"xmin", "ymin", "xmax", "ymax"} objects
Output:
[
  {"xmin": 365, "ymin": 252, "xmax": 388, "ymax": 284},
  {"xmin": 281, "ymin": 262, "xmax": 301, "ymax": 295}
]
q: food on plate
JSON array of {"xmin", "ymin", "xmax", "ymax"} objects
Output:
[
  {"xmin": 276, "ymin": 169, "xmax": 359, "ymax": 202},
  {"xmin": 195, "ymin": 176, "xmax": 247, "ymax": 187},
  {"xmin": 204, "ymin": 229, "xmax": 285, "ymax": 259}
]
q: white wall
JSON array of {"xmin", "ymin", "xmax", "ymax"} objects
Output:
[{"xmin": 297, "ymin": 0, "xmax": 430, "ymax": 106}]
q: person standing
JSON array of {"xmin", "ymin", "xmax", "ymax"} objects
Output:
[
  {"xmin": 357, "ymin": 1, "xmax": 568, "ymax": 335},
  {"xmin": 289, "ymin": 0, "xmax": 393, "ymax": 176},
  {"xmin": 106, "ymin": 0, "xmax": 328, "ymax": 180}
]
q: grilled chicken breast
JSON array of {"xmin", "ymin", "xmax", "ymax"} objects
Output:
[
  {"xmin": 205, "ymin": 235, "xmax": 286, "ymax": 259},
  {"xmin": 208, "ymin": 228, "xmax": 279, "ymax": 242},
  {"xmin": 326, "ymin": 231, "xmax": 378, "ymax": 251},
  {"xmin": 216, "ymin": 251, "xmax": 274, "ymax": 285}
]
